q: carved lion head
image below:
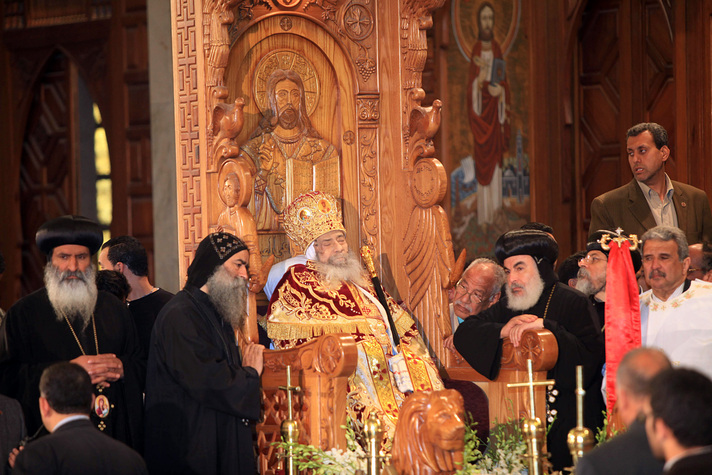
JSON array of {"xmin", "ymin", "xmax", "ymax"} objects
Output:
[{"xmin": 390, "ymin": 389, "xmax": 466, "ymax": 475}]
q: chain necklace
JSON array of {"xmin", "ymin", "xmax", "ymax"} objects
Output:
[
  {"xmin": 542, "ymin": 285, "xmax": 556, "ymax": 319},
  {"xmin": 59, "ymin": 310, "xmax": 111, "ymax": 428},
  {"xmin": 59, "ymin": 310, "xmax": 99, "ymax": 355}
]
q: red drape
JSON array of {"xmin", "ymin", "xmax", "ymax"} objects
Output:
[{"xmin": 604, "ymin": 240, "xmax": 642, "ymax": 413}]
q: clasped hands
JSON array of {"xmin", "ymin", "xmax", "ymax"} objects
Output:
[
  {"xmin": 500, "ymin": 314, "xmax": 543, "ymax": 347},
  {"xmin": 71, "ymin": 354, "xmax": 124, "ymax": 387}
]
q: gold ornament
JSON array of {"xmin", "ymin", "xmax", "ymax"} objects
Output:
[{"xmin": 282, "ymin": 191, "xmax": 345, "ymax": 253}]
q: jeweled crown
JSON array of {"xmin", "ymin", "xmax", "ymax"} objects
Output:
[{"xmin": 283, "ymin": 191, "xmax": 345, "ymax": 253}]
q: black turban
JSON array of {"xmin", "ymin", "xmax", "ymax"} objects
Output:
[
  {"xmin": 495, "ymin": 229, "xmax": 559, "ymax": 286},
  {"xmin": 185, "ymin": 232, "xmax": 248, "ymax": 289},
  {"xmin": 587, "ymin": 229, "xmax": 642, "ymax": 273},
  {"xmin": 36, "ymin": 215, "xmax": 103, "ymax": 256}
]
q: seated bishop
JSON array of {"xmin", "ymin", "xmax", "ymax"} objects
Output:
[{"xmin": 265, "ymin": 191, "xmax": 444, "ymax": 448}]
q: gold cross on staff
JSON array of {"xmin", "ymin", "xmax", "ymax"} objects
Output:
[
  {"xmin": 599, "ymin": 227, "xmax": 639, "ymax": 251},
  {"xmin": 508, "ymin": 359, "xmax": 555, "ymax": 475},
  {"xmin": 507, "ymin": 359, "xmax": 555, "ymax": 418},
  {"xmin": 278, "ymin": 365, "xmax": 301, "ymax": 420}
]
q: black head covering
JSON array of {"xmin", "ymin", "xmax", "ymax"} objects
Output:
[
  {"xmin": 587, "ymin": 229, "xmax": 642, "ymax": 273},
  {"xmin": 36, "ymin": 215, "xmax": 103, "ymax": 256},
  {"xmin": 185, "ymin": 232, "xmax": 248, "ymax": 289},
  {"xmin": 495, "ymin": 229, "xmax": 559, "ymax": 286}
]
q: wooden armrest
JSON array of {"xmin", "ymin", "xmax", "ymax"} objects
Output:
[{"xmin": 501, "ymin": 328, "xmax": 558, "ymax": 372}]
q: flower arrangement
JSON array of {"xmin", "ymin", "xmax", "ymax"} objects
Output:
[{"xmin": 273, "ymin": 415, "xmax": 531, "ymax": 475}]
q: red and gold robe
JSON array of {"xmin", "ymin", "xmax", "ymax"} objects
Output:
[{"xmin": 265, "ymin": 261, "xmax": 443, "ymax": 447}]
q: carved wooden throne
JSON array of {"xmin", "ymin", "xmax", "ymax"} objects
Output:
[{"xmin": 170, "ymin": 0, "xmax": 558, "ymax": 472}]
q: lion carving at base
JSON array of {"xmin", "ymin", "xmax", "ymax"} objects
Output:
[{"xmin": 389, "ymin": 389, "xmax": 466, "ymax": 474}]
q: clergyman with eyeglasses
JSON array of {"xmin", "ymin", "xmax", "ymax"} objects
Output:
[
  {"xmin": 443, "ymin": 258, "xmax": 506, "ymax": 353},
  {"xmin": 576, "ymin": 229, "xmax": 642, "ymax": 331}
]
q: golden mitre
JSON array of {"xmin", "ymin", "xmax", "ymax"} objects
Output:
[{"xmin": 282, "ymin": 191, "xmax": 345, "ymax": 253}]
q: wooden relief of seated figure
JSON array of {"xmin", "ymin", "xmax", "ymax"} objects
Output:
[
  {"xmin": 234, "ymin": 67, "xmax": 341, "ymax": 234},
  {"xmin": 265, "ymin": 191, "xmax": 444, "ymax": 450},
  {"xmin": 215, "ymin": 159, "xmax": 262, "ymax": 278}
]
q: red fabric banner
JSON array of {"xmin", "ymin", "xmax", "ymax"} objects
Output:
[{"xmin": 604, "ymin": 240, "xmax": 642, "ymax": 413}]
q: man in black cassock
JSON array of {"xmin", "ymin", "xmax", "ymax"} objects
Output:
[
  {"xmin": 453, "ymin": 229, "xmax": 605, "ymax": 471},
  {"xmin": 0, "ymin": 215, "xmax": 145, "ymax": 452},
  {"xmin": 144, "ymin": 232, "xmax": 264, "ymax": 474}
]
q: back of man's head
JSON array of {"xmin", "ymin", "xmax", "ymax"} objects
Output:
[
  {"xmin": 649, "ymin": 368, "xmax": 712, "ymax": 449},
  {"xmin": 103, "ymin": 235, "xmax": 149, "ymax": 277},
  {"xmin": 617, "ymin": 348, "xmax": 671, "ymax": 395},
  {"xmin": 40, "ymin": 362, "xmax": 93, "ymax": 415},
  {"xmin": 616, "ymin": 348, "xmax": 671, "ymax": 426}
]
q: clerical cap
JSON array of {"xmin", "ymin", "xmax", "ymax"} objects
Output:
[
  {"xmin": 36, "ymin": 215, "xmax": 103, "ymax": 256},
  {"xmin": 587, "ymin": 229, "xmax": 642, "ymax": 272},
  {"xmin": 185, "ymin": 232, "xmax": 248, "ymax": 289},
  {"xmin": 495, "ymin": 229, "xmax": 559, "ymax": 286},
  {"xmin": 282, "ymin": 191, "xmax": 346, "ymax": 254}
]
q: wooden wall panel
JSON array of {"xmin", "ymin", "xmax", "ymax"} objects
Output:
[
  {"xmin": 0, "ymin": 0, "xmax": 154, "ymax": 308},
  {"xmin": 576, "ymin": 0, "xmax": 674, "ymax": 242}
]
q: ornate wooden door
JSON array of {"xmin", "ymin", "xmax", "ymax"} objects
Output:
[
  {"xmin": 20, "ymin": 51, "xmax": 77, "ymax": 294},
  {"xmin": 577, "ymin": 0, "xmax": 674, "ymax": 238}
]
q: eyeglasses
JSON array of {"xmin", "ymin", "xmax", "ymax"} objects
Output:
[
  {"xmin": 579, "ymin": 254, "xmax": 607, "ymax": 265},
  {"xmin": 454, "ymin": 279, "xmax": 486, "ymax": 303},
  {"xmin": 688, "ymin": 268, "xmax": 702, "ymax": 275}
]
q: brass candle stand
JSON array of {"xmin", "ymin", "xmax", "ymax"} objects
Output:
[
  {"xmin": 363, "ymin": 412, "xmax": 388, "ymax": 475},
  {"xmin": 507, "ymin": 359, "xmax": 555, "ymax": 475},
  {"xmin": 279, "ymin": 365, "xmax": 301, "ymax": 475},
  {"xmin": 566, "ymin": 365, "xmax": 594, "ymax": 473}
]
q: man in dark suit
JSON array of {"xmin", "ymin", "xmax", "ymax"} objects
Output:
[
  {"xmin": 0, "ymin": 394, "xmax": 24, "ymax": 475},
  {"xmin": 577, "ymin": 347, "xmax": 671, "ymax": 475},
  {"xmin": 589, "ymin": 122, "xmax": 712, "ymax": 245},
  {"xmin": 645, "ymin": 368, "xmax": 712, "ymax": 475},
  {"xmin": 12, "ymin": 362, "xmax": 147, "ymax": 475}
]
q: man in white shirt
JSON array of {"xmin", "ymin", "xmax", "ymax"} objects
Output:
[{"xmin": 639, "ymin": 225, "xmax": 712, "ymax": 380}]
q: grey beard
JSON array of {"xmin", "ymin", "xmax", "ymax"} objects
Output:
[
  {"xmin": 45, "ymin": 263, "xmax": 98, "ymax": 331},
  {"xmin": 206, "ymin": 265, "xmax": 248, "ymax": 330},
  {"xmin": 575, "ymin": 267, "xmax": 606, "ymax": 296},
  {"xmin": 314, "ymin": 250, "xmax": 368, "ymax": 290},
  {"xmin": 506, "ymin": 272, "xmax": 545, "ymax": 311}
]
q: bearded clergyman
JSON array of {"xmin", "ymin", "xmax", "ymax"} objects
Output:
[
  {"xmin": 143, "ymin": 232, "xmax": 264, "ymax": 474},
  {"xmin": 453, "ymin": 229, "xmax": 604, "ymax": 472},
  {"xmin": 265, "ymin": 191, "xmax": 443, "ymax": 448},
  {"xmin": 0, "ymin": 215, "xmax": 145, "ymax": 451}
]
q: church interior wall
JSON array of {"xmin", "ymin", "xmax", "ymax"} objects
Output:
[{"xmin": 2, "ymin": 0, "xmax": 712, "ymax": 310}]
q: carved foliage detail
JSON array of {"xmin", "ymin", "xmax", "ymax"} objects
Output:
[
  {"xmin": 357, "ymin": 96, "xmax": 380, "ymax": 122},
  {"xmin": 359, "ymin": 128, "xmax": 378, "ymax": 249}
]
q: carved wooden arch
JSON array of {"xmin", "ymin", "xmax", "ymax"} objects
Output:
[
  {"xmin": 12, "ymin": 44, "xmax": 109, "ymax": 146},
  {"xmin": 13, "ymin": 44, "xmax": 111, "ymax": 293}
]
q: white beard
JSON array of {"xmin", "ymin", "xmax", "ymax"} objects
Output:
[
  {"xmin": 45, "ymin": 263, "xmax": 98, "ymax": 331},
  {"xmin": 506, "ymin": 272, "xmax": 545, "ymax": 311},
  {"xmin": 206, "ymin": 265, "xmax": 248, "ymax": 329},
  {"xmin": 314, "ymin": 250, "xmax": 368, "ymax": 290},
  {"xmin": 575, "ymin": 267, "xmax": 606, "ymax": 296}
]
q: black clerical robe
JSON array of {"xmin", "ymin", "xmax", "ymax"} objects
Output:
[
  {"xmin": 453, "ymin": 282, "xmax": 605, "ymax": 471},
  {"xmin": 0, "ymin": 289, "xmax": 145, "ymax": 451},
  {"xmin": 144, "ymin": 285, "xmax": 262, "ymax": 475},
  {"xmin": 127, "ymin": 288, "xmax": 174, "ymax": 364}
]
